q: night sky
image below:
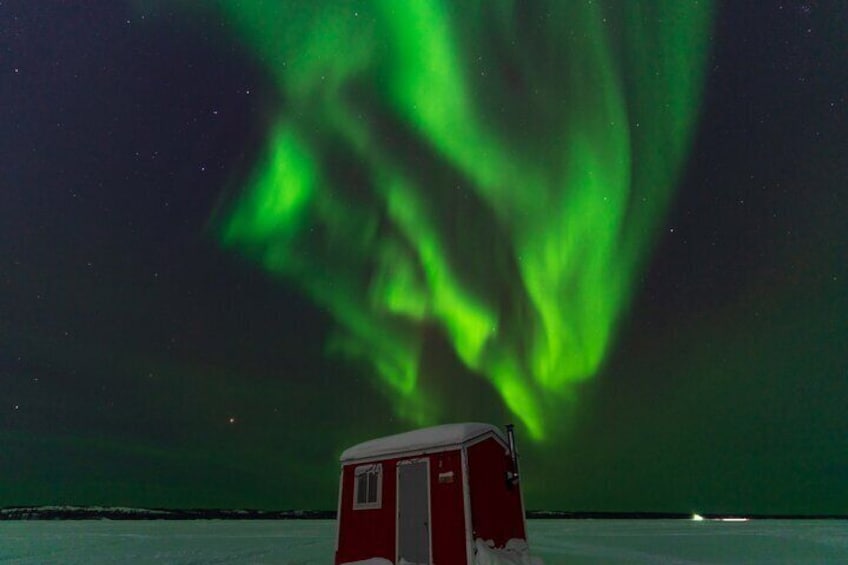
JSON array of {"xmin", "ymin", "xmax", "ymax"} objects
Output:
[{"xmin": 1, "ymin": 1, "xmax": 846, "ymax": 514}]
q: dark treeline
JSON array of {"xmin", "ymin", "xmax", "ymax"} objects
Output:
[
  {"xmin": 0, "ymin": 507, "xmax": 334, "ymax": 520},
  {"xmin": 0, "ymin": 506, "xmax": 848, "ymax": 520},
  {"xmin": 2, "ymin": 507, "xmax": 846, "ymax": 521}
]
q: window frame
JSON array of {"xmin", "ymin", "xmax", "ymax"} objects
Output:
[{"xmin": 352, "ymin": 463, "xmax": 383, "ymax": 510}]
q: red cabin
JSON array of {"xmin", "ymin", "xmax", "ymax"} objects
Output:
[{"xmin": 334, "ymin": 423, "xmax": 530, "ymax": 565}]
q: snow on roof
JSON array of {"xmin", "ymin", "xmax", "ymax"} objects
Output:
[{"xmin": 341, "ymin": 422, "xmax": 506, "ymax": 462}]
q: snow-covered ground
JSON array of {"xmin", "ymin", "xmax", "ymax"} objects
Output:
[{"xmin": 0, "ymin": 519, "xmax": 846, "ymax": 564}]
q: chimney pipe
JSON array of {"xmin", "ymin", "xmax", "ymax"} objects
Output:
[{"xmin": 505, "ymin": 423, "xmax": 520, "ymax": 486}]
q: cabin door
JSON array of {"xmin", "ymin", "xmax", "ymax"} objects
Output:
[{"xmin": 397, "ymin": 459, "xmax": 431, "ymax": 565}]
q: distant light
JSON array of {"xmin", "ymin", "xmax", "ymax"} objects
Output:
[
  {"xmin": 718, "ymin": 517, "xmax": 749, "ymax": 522},
  {"xmin": 691, "ymin": 513, "xmax": 705, "ymax": 521},
  {"xmin": 228, "ymin": 417, "xmax": 237, "ymax": 424}
]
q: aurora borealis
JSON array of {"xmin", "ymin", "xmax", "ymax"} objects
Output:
[
  {"xmin": 214, "ymin": 1, "xmax": 713, "ymax": 439},
  {"xmin": 1, "ymin": 0, "xmax": 847, "ymax": 514}
]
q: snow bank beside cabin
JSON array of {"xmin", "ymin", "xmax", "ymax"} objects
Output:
[{"xmin": 475, "ymin": 538, "xmax": 544, "ymax": 565}]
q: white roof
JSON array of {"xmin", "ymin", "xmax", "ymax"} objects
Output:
[{"xmin": 340, "ymin": 422, "xmax": 505, "ymax": 462}]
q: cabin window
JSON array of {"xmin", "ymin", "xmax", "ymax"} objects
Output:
[{"xmin": 353, "ymin": 463, "xmax": 382, "ymax": 509}]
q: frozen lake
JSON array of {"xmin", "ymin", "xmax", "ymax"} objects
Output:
[{"xmin": 0, "ymin": 519, "xmax": 846, "ymax": 564}]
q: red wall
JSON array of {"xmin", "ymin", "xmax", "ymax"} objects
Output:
[
  {"xmin": 428, "ymin": 449, "xmax": 467, "ymax": 564},
  {"xmin": 335, "ymin": 450, "xmax": 468, "ymax": 564},
  {"xmin": 467, "ymin": 438, "xmax": 526, "ymax": 546},
  {"xmin": 335, "ymin": 460, "xmax": 396, "ymax": 564}
]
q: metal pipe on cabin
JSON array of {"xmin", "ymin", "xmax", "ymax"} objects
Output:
[{"xmin": 506, "ymin": 424, "xmax": 520, "ymax": 485}]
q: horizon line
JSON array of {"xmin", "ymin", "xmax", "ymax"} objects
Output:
[{"xmin": 1, "ymin": 506, "xmax": 846, "ymax": 521}]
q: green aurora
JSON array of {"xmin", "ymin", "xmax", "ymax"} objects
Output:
[{"xmin": 212, "ymin": 1, "xmax": 714, "ymax": 440}]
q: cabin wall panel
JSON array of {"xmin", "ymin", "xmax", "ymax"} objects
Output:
[{"xmin": 467, "ymin": 438, "xmax": 526, "ymax": 546}]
